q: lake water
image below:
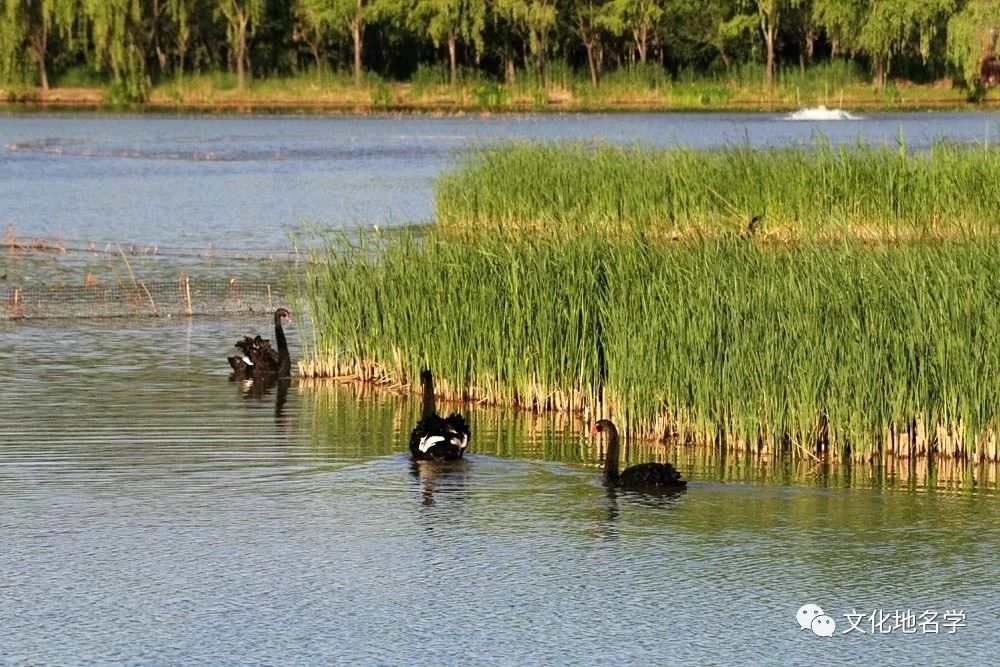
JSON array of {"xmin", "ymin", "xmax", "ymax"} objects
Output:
[
  {"xmin": 3, "ymin": 109, "xmax": 999, "ymax": 247},
  {"xmin": 2, "ymin": 110, "xmax": 1000, "ymax": 664}
]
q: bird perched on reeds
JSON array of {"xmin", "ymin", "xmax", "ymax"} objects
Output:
[
  {"xmin": 409, "ymin": 369, "xmax": 470, "ymax": 460},
  {"xmin": 742, "ymin": 213, "xmax": 764, "ymax": 239}
]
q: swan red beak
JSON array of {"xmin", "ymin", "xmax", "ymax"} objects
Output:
[{"xmin": 590, "ymin": 422, "xmax": 600, "ymax": 434}]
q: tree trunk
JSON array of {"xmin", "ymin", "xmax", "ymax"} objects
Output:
[
  {"xmin": 236, "ymin": 12, "xmax": 248, "ymax": 89},
  {"xmin": 763, "ymin": 22, "xmax": 775, "ymax": 88},
  {"xmin": 448, "ymin": 32, "xmax": 457, "ymax": 85},
  {"xmin": 150, "ymin": 0, "xmax": 167, "ymax": 75},
  {"xmin": 351, "ymin": 18, "xmax": 363, "ymax": 87},
  {"xmin": 875, "ymin": 55, "xmax": 886, "ymax": 92},
  {"xmin": 536, "ymin": 31, "xmax": 547, "ymax": 86},
  {"xmin": 31, "ymin": 33, "xmax": 49, "ymax": 91},
  {"xmin": 311, "ymin": 42, "xmax": 322, "ymax": 76},
  {"xmin": 799, "ymin": 26, "xmax": 814, "ymax": 75},
  {"xmin": 584, "ymin": 39, "xmax": 598, "ymax": 86},
  {"xmin": 635, "ymin": 23, "xmax": 648, "ymax": 65}
]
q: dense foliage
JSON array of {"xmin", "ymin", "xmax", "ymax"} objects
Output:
[
  {"xmin": 303, "ymin": 229, "xmax": 1000, "ymax": 461},
  {"xmin": 298, "ymin": 139, "xmax": 1000, "ymax": 460},
  {"xmin": 3, "ymin": 0, "xmax": 1000, "ymax": 100},
  {"xmin": 436, "ymin": 140, "xmax": 1000, "ymax": 238}
]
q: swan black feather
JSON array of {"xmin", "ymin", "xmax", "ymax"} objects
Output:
[
  {"xmin": 227, "ymin": 308, "xmax": 292, "ymax": 378},
  {"xmin": 409, "ymin": 369, "xmax": 470, "ymax": 460},
  {"xmin": 592, "ymin": 419, "xmax": 686, "ymax": 490}
]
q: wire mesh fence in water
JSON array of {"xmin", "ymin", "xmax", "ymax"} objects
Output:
[{"xmin": 1, "ymin": 277, "xmax": 289, "ymax": 319}]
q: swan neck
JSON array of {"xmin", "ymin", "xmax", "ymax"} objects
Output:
[
  {"xmin": 421, "ymin": 373, "xmax": 435, "ymax": 419},
  {"xmin": 274, "ymin": 313, "xmax": 290, "ymax": 373},
  {"xmin": 603, "ymin": 425, "xmax": 620, "ymax": 482}
]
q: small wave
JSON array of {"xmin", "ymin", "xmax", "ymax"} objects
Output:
[
  {"xmin": 5, "ymin": 138, "xmax": 450, "ymax": 162},
  {"xmin": 6, "ymin": 139, "xmax": 276, "ymax": 161},
  {"xmin": 784, "ymin": 105, "xmax": 861, "ymax": 121}
]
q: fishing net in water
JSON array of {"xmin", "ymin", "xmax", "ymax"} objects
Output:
[
  {"xmin": 1, "ymin": 277, "xmax": 289, "ymax": 320},
  {"xmin": 2, "ymin": 228, "xmax": 300, "ymax": 320}
]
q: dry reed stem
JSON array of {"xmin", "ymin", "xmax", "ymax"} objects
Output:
[
  {"xmin": 301, "ymin": 352, "xmax": 1000, "ymax": 463},
  {"xmin": 5, "ymin": 224, "xmax": 66, "ymax": 253}
]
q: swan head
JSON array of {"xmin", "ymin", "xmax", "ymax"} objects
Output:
[
  {"xmin": 275, "ymin": 307, "xmax": 292, "ymax": 322},
  {"xmin": 591, "ymin": 419, "xmax": 617, "ymax": 435}
]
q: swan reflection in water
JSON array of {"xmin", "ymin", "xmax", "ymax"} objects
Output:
[
  {"xmin": 588, "ymin": 483, "xmax": 687, "ymax": 540},
  {"xmin": 234, "ymin": 375, "xmax": 291, "ymax": 432},
  {"xmin": 410, "ymin": 458, "xmax": 469, "ymax": 507}
]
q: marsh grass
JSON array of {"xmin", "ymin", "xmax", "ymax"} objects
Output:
[
  {"xmin": 436, "ymin": 140, "xmax": 1000, "ymax": 241},
  {"xmin": 302, "ymin": 230, "xmax": 1000, "ymax": 461}
]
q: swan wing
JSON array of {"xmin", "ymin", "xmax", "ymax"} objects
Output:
[{"xmin": 417, "ymin": 434, "xmax": 447, "ymax": 453}]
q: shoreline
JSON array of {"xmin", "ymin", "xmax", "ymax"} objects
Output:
[{"xmin": 3, "ymin": 84, "xmax": 999, "ymax": 115}]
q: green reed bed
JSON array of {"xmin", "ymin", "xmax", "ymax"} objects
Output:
[
  {"xmin": 303, "ymin": 231, "xmax": 1000, "ymax": 461},
  {"xmin": 436, "ymin": 140, "xmax": 1000, "ymax": 239},
  {"xmin": 302, "ymin": 232, "xmax": 605, "ymax": 413}
]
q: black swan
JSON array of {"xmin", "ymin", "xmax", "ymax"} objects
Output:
[
  {"xmin": 409, "ymin": 369, "xmax": 470, "ymax": 460},
  {"xmin": 227, "ymin": 307, "xmax": 292, "ymax": 377},
  {"xmin": 592, "ymin": 419, "xmax": 687, "ymax": 490}
]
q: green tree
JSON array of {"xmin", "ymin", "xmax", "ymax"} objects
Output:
[
  {"xmin": 946, "ymin": 0, "xmax": 1000, "ymax": 91},
  {"xmin": 1, "ymin": 0, "xmax": 78, "ymax": 89},
  {"xmin": 601, "ymin": 0, "xmax": 663, "ymax": 65},
  {"xmin": 293, "ymin": 0, "xmax": 335, "ymax": 74},
  {"xmin": 164, "ymin": 0, "xmax": 196, "ymax": 75},
  {"xmin": 495, "ymin": 0, "xmax": 557, "ymax": 84},
  {"xmin": 787, "ymin": 0, "xmax": 815, "ymax": 73},
  {"xmin": 82, "ymin": 0, "xmax": 147, "ymax": 99},
  {"xmin": 572, "ymin": 0, "xmax": 606, "ymax": 85},
  {"xmin": 752, "ymin": 0, "xmax": 784, "ymax": 88},
  {"xmin": 409, "ymin": 0, "xmax": 485, "ymax": 84},
  {"xmin": 856, "ymin": 0, "xmax": 952, "ymax": 92},
  {"xmin": 813, "ymin": 0, "xmax": 864, "ymax": 57},
  {"xmin": 701, "ymin": 0, "xmax": 757, "ymax": 71},
  {"xmin": 217, "ymin": 0, "xmax": 263, "ymax": 89},
  {"xmin": 296, "ymin": 0, "xmax": 376, "ymax": 87}
]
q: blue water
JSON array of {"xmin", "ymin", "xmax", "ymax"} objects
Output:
[
  {"xmin": 1, "ymin": 110, "xmax": 997, "ymax": 247},
  {"xmin": 2, "ymin": 111, "xmax": 999, "ymax": 665}
]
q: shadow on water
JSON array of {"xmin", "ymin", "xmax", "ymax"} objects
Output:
[
  {"xmin": 409, "ymin": 458, "xmax": 469, "ymax": 507},
  {"xmin": 234, "ymin": 375, "xmax": 291, "ymax": 430},
  {"xmin": 588, "ymin": 483, "xmax": 688, "ymax": 541},
  {"xmin": 5, "ymin": 319, "xmax": 1000, "ymax": 664},
  {"xmin": 300, "ymin": 378, "xmax": 1000, "ymax": 497}
]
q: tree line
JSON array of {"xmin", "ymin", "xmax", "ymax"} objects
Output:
[{"xmin": 1, "ymin": 0, "xmax": 999, "ymax": 101}]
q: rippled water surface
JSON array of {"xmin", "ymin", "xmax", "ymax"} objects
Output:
[
  {"xmin": 2, "ymin": 319, "xmax": 999, "ymax": 665},
  {"xmin": 3, "ymin": 110, "xmax": 999, "ymax": 247},
  {"xmin": 3, "ymin": 111, "xmax": 1000, "ymax": 664}
]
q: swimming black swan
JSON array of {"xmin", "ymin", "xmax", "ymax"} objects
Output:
[
  {"xmin": 409, "ymin": 369, "xmax": 470, "ymax": 460},
  {"xmin": 227, "ymin": 307, "xmax": 292, "ymax": 377},
  {"xmin": 592, "ymin": 419, "xmax": 687, "ymax": 490}
]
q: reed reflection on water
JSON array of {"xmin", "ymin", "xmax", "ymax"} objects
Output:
[{"xmin": 2, "ymin": 317, "xmax": 999, "ymax": 664}]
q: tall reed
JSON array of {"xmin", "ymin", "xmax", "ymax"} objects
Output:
[
  {"xmin": 302, "ymin": 231, "xmax": 1000, "ymax": 461},
  {"xmin": 436, "ymin": 140, "xmax": 1000, "ymax": 240}
]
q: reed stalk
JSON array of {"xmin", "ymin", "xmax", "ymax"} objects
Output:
[
  {"xmin": 436, "ymin": 140, "xmax": 1000, "ymax": 241},
  {"xmin": 302, "ymin": 229, "xmax": 1000, "ymax": 462}
]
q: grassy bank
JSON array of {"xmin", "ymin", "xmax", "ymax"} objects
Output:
[
  {"xmin": 437, "ymin": 140, "xmax": 1000, "ymax": 240},
  {"xmin": 2, "ymin": 62, "xmax": 994, "ymax": 112},
  {"xmin": 301, "ymin": 231, "xmax": 1000, "ymax": 461}
]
